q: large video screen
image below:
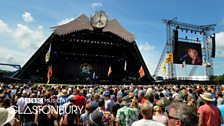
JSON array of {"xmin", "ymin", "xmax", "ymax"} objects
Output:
[{"xmin": 173, "ymin": 42, "xmax": 202, "ymax": 65}]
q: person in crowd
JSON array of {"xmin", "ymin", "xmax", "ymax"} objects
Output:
[
  {"xmin": 86, "ymin": 93, "xmax": 93, "ymax": 104},
  {"xmin": 218, "ymin": 102, "xmax": 224, "ymax": 126},
  {"xmin": 130, "ymin": 100, "xmax": 139, "ymax": 121},
  {"xmin": 80, "ymin": 103, "xmax": 93, "ymax": 126},
  {"xmin": 167, "ymin": 102, "xmax": 198, "ymax": 126},
  {"xmin": 63, "ymin": 95, "xmax": 75, "ymax": 114},
  {"xmin": 91, "ymin": 94, "xmax": 99, "ymax": 111},
  {"xmin": 153, "ymin": 105, "xmax": 167, "ymax": 125},
  {"xmin": 196, "ymin": 88, "xmax": 204, "ymax": 108},
  {"xmin": 216, "ymin": 91, "xmax": 223, "ymax": 106},
  {"xmin": 172, "ymin": 89, "xmax": 181, "ymax": 99},
  {"xmin": 34, "ymin": 93, "xmax": 58, "ymax": 126},
  {"xmin": 116, "ymin": 96, "xmax": 138, "ymax": 126},
  {"xmin": 22, "ymin": 93, "xmax": 37, "ymax": 126},
  {"xmin": 112, "ymin": 96, "xmax": 122, "ymax": 125},
  {"xmin": 59, "ymin": 89, "xmax": 69, "ymax": 113},
  {"xmin": 188, "ymin": 89, "xmax": 196, "ymax": 100},
  {"xmin": 87, "ymin": 109, "xmax": 103, "ymax": 126},
  {"xmin": 207, "ymin": 87, "xmax": 217, "ymax": 106},
  {"xmin": 132, "ymin": 100, "xmax": 165, "ymax": 126},
  {"xmin": 198, "ymin": 92, "xmax": 222, "ymax": 126},
  {"xmin": 60, "ymin": 104, "xmax": 79, "ymax": 126},
  {"xmin": 74, "ymin": 89, "xmax": 85, "ymax": 112},
  {"xmin": 17, "ymin": 92, "xmax": 27, "ymax": 124},
  {"xmin": 96, "ymin": 98, "xmax": 113, "ymax": 126},
  {"xmin": 187, "ymin": 95, "xmax": 197, "ymax": 109},
  {"xmin": 104, "ymin": 91, "xmax": 113, "ymax": 113}
]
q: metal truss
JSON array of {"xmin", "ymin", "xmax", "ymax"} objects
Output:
[{"xmin": 153, "ymin": 18, "xmax": 215, "ymax": 79}]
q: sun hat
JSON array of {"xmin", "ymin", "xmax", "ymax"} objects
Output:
[
  {"xmin": 61, "ymin": 89, "xmax": 69, "ymax": 96},
  {"xmin": 22, "ymin": 92, "xmax": 28, "ymax": 97},
  {"xmin": 0, "ymin": 106, "xmax": 16, "ymax": 126},
  {"xmin": 200, "ymin": 92, "xmax": 215, "ymax": 102}
]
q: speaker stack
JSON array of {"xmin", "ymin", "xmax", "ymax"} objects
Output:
[
  {"xmin": 173, "ymin": 29, "xmax": 178, "ymax": 54},
  {"xmin": 211, "ymin": 35, "xmax": 215, "ymax": 58}
]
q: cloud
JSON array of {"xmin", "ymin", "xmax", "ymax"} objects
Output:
[
  {"xmin": 57, "ymin": 17, "xmax": 74, "ymax": 25},
  {"xmin": 22, "ymin": 12, "xmax": 34, "ymax": 22},
  {"xmin": 0, "ymin": 47, "xmax": 25, "ymax": 64},
  {"xmin": 0, "ymin": 19, "xmax": 12, "ymax": 34},
  {"xmin": 0, "ymin": 46, "xmax": 29, "ymax": 71},
  {"xmin": 91, "ymin": 2, "xmax": 103, "ymax": 9},
  {"xmin": 216, "ymin": 31, "xmax": 224, "ymax": 57},
  {"xmin": 139, "ymin": 41, "xmax": 155, "ymax": 52},
  {"xmin": 138, "ymin": 41, "xmax": 158, "ymax": 75},
  {"xmin": 13, "ymin": 24, "xmax": 45, "ymax": 50}
]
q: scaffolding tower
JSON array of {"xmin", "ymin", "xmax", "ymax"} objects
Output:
[{"xmin": 153, "ymin": 18, "xmax": 215, "ymax": 79}]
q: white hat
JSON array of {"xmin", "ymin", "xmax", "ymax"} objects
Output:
[
  {"xmin": 0, "ymin": 107, "xmax": 16, "ymax": 126},
  {"xmin": 200, "ymin": 92, "xmax": 215, "ymax": 102}
]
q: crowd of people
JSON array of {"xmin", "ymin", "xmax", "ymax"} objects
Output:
[{"xmin": 0, "ymin": 83, "xmax": 223, "ymax": 126}]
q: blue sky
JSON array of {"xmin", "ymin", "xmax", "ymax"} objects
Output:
[{"xmin": 0, "ymin": 0, "xmax": 224, "ymax": 77}]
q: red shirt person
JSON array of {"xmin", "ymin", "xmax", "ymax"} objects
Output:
[
  {"xmin": 74, "ymin": 89, "xmax": 85, "ymax": 109},
  {"xmin": 198, "ymin": 92, "xmax": 222, "ymax": 126}
]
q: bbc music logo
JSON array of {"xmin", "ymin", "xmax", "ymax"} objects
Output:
[
  {"xmin": 25, "ymin": 98, "xmax": 69, "ymax": 104},
  {"xmin": 25, "ymin": 98, "xmax": 44, "ymax": 104}
]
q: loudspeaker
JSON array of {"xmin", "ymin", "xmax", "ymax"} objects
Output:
[
  {"xmin": 173, "ymin": 29, "xmax": 178, "ymax": 54},
  {"xmin": 211, "ymin": 36, "xmax": 215, "ymax": 58}
]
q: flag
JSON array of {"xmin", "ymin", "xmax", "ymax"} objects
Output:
[
  {"xmin": 182, "ymin": 60, "xmax": 186, "ymax": 68},
  {"xmin": 165, "ymin": 52, "xmax": 173, "ymax": 63},
  {"xmin": 139, "ymin": 66, "xmax": 145, "ymax": 78},
  {"xmin": 124, "ymin": 60, "xmax": 127, "ymax": 71},
  {"xmin": 162, "ymin": 62, "xmax": 167, "ymax": 74},
  {"xmin": 45, "ymin": 44, "xmax": 51, "ymax": 63},
  {"xmin": 47, "ymin": 65, "xmax": 52, "ymax": 84},
  {"xmin": 108, "ymin": 66, "xmax": 112, "ymax": 76}
]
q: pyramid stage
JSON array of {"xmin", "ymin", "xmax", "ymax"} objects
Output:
[{"xmin": 15, "ymin": 12, "xmax": 154, "ymax": 84}]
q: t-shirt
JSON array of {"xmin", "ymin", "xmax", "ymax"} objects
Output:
[
  {"xmin": 217, "ymin": 97, "xmax": 223, "ymax": 106},
  {"xmin": 74, "ymin": 95, "xmax": 85, "ymax": 108},
  {"xmin": 218, "ymin": 105, "xmax": 224, "ymax": 126},
  {"xmin": 198, "ymin": 103, "xmax": 221, "ymax": 126},
  {"xmin": 98, "ymin": 109, "xmax": 112, "ymax": 125},
  {"xmin": 152, "ymin": 115, "xmax": 167, "ymax": 125},
  {"xmin": 131, "ymin": 119, "xmax": 165, "ymax": 126},
  {"xmin": 59, "ymin": 96, "xmax": 68, "ymax": 107},
  {"xmin": 105, "ymin": 99, "xmax": 113, "ymax": 113},
  {"xmin": 17, "ymin": 97, "xmax": 26, "ymax": 114},
  {"xmin": 115, "ymin": 106, "xmax": 138, "ymax": 126},
  {"xmin": 80, "ymin": 113, "xmax": 88, "ymax": 126}
]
